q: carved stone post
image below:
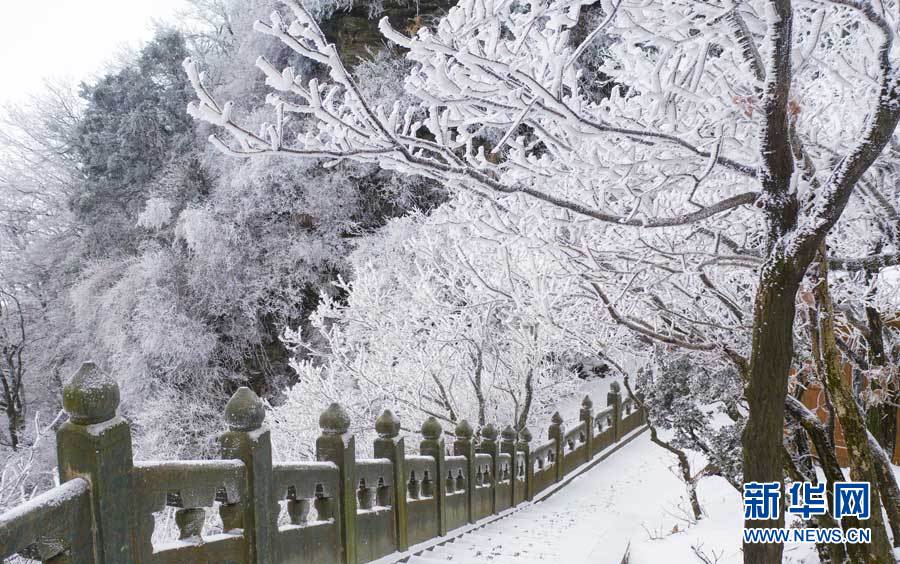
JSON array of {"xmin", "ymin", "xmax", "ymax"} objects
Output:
[
  {"xmin": 548, "ymin": 412, "xmax": 565, "ymax": 482},
  {"xmin": 500, "ymin": 425, "xmax": 517, "ymax": 507},
  {"xmin": 317, "ymin": 403, "xmax": 357, "ymax": 564},
  {"xmin": 580, "ymin": 395, "xmax": 594, "ymax": 462},
  {"xmin": 373, "ymin": 410, "xmax": 407, "ymax": 552},
  {"xmin": 57, "ymin": 362, "xmax": 135, "ymax": 564},
  {"xmin": 608, "ymin": 382, "xmax": 623, "ymax": 442},
  {"xmin": 219, "ymin": 387, "xmax": 275, "ymax": 564},
  {"xmin": 517, "ymin": 427, "xmax": 534, "ymax": 501},
  {"xmin": 478, "ymin": 424, "xmax": 500, "ymax": 513},
  {"xmin": 452, "ymin": 420, "xmax": 476, "ymax": 524},
  {"xmin": 419, "ymin": 417, "xmax": 447, "ymax": 536}
]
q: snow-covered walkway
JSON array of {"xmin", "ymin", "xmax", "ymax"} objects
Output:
[
  {"xmin": 399, "ymin": 432, "xmax": 818, "ymax": 564},
  {"xmin": 401, "ymin": 431, "xmax": 683, "ymax": 564}
]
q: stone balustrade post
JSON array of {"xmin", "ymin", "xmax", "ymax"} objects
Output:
[
  {"xmin": 316, "ymin": 403, "xmax": 357, "ymax": 564},
  {"xmin": 580, "ymin": 395, "xmax": 594, "ymax": 462},
  {"xmin": 419, "ymin": 417, "xmax": 447, "ymax": 536},
  {"xmin": 548, "ymin": 412, "xmax": 565, "ymax": 482},
  {"xmin": 373, "ymin": 410, "xmax": 407, "ymax": 552},
  {"xmin": 219, "ymin": 387, "xmax": 275, "ymax": 564},
  {"xmin": 608, "ymin": 382, "xmax": 623, "ymax": 442},
  {"xmin": 500, "ymin": 425, "xmax": 518, "ymax": 507},
  {"xmin": 517, "ymin": 427, "xmax": 534, "ymax": 501},
  {"xmin": 57, "ymin": 362, "xmax": 135, "ymax": 563},
  {"xmin": 452, "ymin": 420, "xmax": 476, "ymax": 524},
  {"xmin": 477, "ymin": 424, "xmax": 500, "ymax": 513}
]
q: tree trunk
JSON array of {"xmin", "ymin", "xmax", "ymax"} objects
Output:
[
  {"xmin": 781, "ymin": 441, "xmax": 847, "ymax": 564},
  {"xmin": 814, "ymin": 248, "xmax": 894, "ymax": 562},
  {"xmin": 867, "ymin": 432, "xmax": 900, "ymax": 547},
  {"xmin": 864, "ymin": 305, "xmax": 896, "ymax": 458},
  {"xmin": 516, "ymin": 367, "xmax": 534, "ymax": 431},
  {"xmin": 743, "ymin": 257, "xmax": 800, "ymax": 564},
  {"xmin": 786, "ymin": 395, "xmax": 871, "ymax": 564}
]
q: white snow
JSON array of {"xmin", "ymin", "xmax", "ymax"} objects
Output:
[{"xmin": 405, "ymin": 433, "xmax": 820, "ymax": 564}]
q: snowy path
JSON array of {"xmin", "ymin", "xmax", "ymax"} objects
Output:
[
  {"xmin": 399, "ymin": 432, "xmax": 819, "ymax": 564},
  {"xmin": 400, "ymin": 432, "xmax": 702, "ymax": 564}
]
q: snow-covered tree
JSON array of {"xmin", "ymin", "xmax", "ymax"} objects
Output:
[{"xmin": 185, "ymin": 0, "xmax": 900, "ymax": 561}]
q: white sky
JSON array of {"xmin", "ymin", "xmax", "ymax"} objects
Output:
[{"xmin": 0, "ymin": 0, "xmax": 190, "ymax": 105}]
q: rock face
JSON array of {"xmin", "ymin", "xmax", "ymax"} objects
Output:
[{"xmin": 322, "ymin": 0, "xmax": 457, "ymax": 63}]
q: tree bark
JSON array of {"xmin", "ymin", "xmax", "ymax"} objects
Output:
[
  {"xmin": 863, "ymin": 304, "xmax": 896, "ymax": 457},
  {"xmin": 813, "ymin": 248, "xmax": 894, "ymax": 562},
  {"xmin": 743, "ymin": 257, "xmax": 801, "ymax": 563},
  {"xmin": 785, "ymin": 395, "xmax": 872, "ymax": 564},
  {"xmin": 781, "ymin": 440, "xmax": 847, "ymax": 564},
  {"xmin": 867, "ymin": 432, "xmax": 900, "ymax": 547}
]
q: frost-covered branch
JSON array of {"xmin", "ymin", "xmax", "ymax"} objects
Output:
[{"xmin": 185, "ymin": 0, "xmax": 766, "ymax": 230}]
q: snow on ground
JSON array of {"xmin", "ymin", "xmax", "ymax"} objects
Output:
[{"xmin": 407, "ymin": 433, "xmax": 820, "ymax": 564}]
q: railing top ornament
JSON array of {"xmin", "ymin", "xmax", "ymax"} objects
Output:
[
  {"xmin": 376, "ymin": 409, "xmax": 400, "ymax": 438},
  {"xmin": 63, "ymin": 362, "xmax": 120, "ymax": 425},
  {"xmin": 609, "ymin": 381, "xmax": 621, "ymax": 394},
  {"xmin": 518, "ymin": 427, "xmax": 533, "ymax": 443},
  {"xmin": 581, "ymin": 395, "xmax": 593, "ymax": 410},
  {"xmin": 455, "ymin": 419, "xmax": 473, "ymax": 440},
  {"xmin": 224, "ymin": 386, "xmax": 265, "ymax": 431},
  {"xmin": 481, "ymin": 423, "xmax": 498, "ymax": 441},
  {"xmin": 319, "ymin": 402, "xmax": 350, "ymax": 435},
  {"xmin": 551, "ymin": 411, "xmax": 563, "ymax": 426},
  {"xmin": 501, "ymin": 425, "xmax": 517, "ymax": 443},
  {"xmin": 421, "ymin": 416, "xmax": 443, "ymax": 440}
]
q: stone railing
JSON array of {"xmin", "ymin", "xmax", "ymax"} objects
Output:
[{"xmin": 0, "ymin": 363, "xmax": 646, "ymax": 564}]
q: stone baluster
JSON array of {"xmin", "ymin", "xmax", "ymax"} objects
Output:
[
  {"xmin": 174, "ymin": 506, "xmax": 205, "ymax": 542},
  {"xmin": 420, "ymin": 417, "xmax": 447, "ymax": 536},
  {"xmin": 407, "ymin": 471, "xmax": 421, "ymax": 500},
  {"xmin": 580, "ymin": 395, "xmax": 595, "ymax": 462},
  {"xmin": 452, "ymin": 420, "xmax": 476, "ymax": 524},
  {"xmin": 517, "ymin": 427, "xmax": 534, "ymax": 501},
  {"xmin": 286, "ymin": 494, "xmax": 310, "ymax": 526},
  {"xmin": 219, "ymin": 387, "xmax": 275, "ymax": 564},
  {"xmin": 548, "ymin": 412, "xmax": 565, "ymax": 482},
  {"xmin": 317, "ymin": 403, "xmax": 357, "ymax": 564},
  {"xmin": 57, "ymin": 362, "xmax": 135, "ymax": 563},
  {"xmin": 500, "ymin": 425, "xmax": 518, "ymax": 507},
  {"xmin": 608, "ymin": 382, "xmax": 623, "ymax": 442},
  {"xmin": 373, "ymin": 409, "xmax": 407, "ymax": 552}
]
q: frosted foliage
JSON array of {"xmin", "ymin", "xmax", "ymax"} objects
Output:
[
  {"xmin": 176, "ymin": 208, "xmax": 238, "ymax": 261},
  {"xmin": 184, "ymin": 0, "xmax": 900, "ymax": 265},
  {"xmin": 69, "ymin": 252, "xmax": 219, "ymax": 386},
  {"xmin": 186, "ymin": 0, "xmax": 900, "ymax": 476},
  {"xmin": 638, "ymin": 351, "xmax": 744, "ymax": 486},
  {"xmin": 137, "ymin": 198, "xmax": 174, "ymax": 230},
  {"xmin": 183, "ymin": 0, "xmax": 900, "ymax": 343},
  {"xmin": 272, "ymin": 192, "xmax": 632, "ymax": 457}
]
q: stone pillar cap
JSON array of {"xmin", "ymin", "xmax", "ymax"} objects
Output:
[
  {"xmin": 63, "ymin": 362, "xmax": 120, "ymax": 425},
  {"xmin": 319, "ymin": 402, "xmax": 351, "ymax": 435},
  {"xmin": 376, "ymin": 409, "xmax": 400, "ymax": 438},
  {"xmin": 421, "ymin": 416, "xmax": 442, "ymax": 440},
  {"xmin": 455, "ymin": 419, "xmax": 474, "ymax": 439},
  {"xmin": 481, "ymin": 423, "xmax": 498, "ymax": 441},
  {"xmin": 225, "ymin": 387, "xmax": 265, "ymax": 431},
  {"xmin": 518, "ymin": 427, "xmax": 533, "ymax": 443}
]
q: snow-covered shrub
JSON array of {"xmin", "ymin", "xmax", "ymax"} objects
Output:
[{"xmin": 636, "ymin": 351, "xmax": 743, "ymax": 489}]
